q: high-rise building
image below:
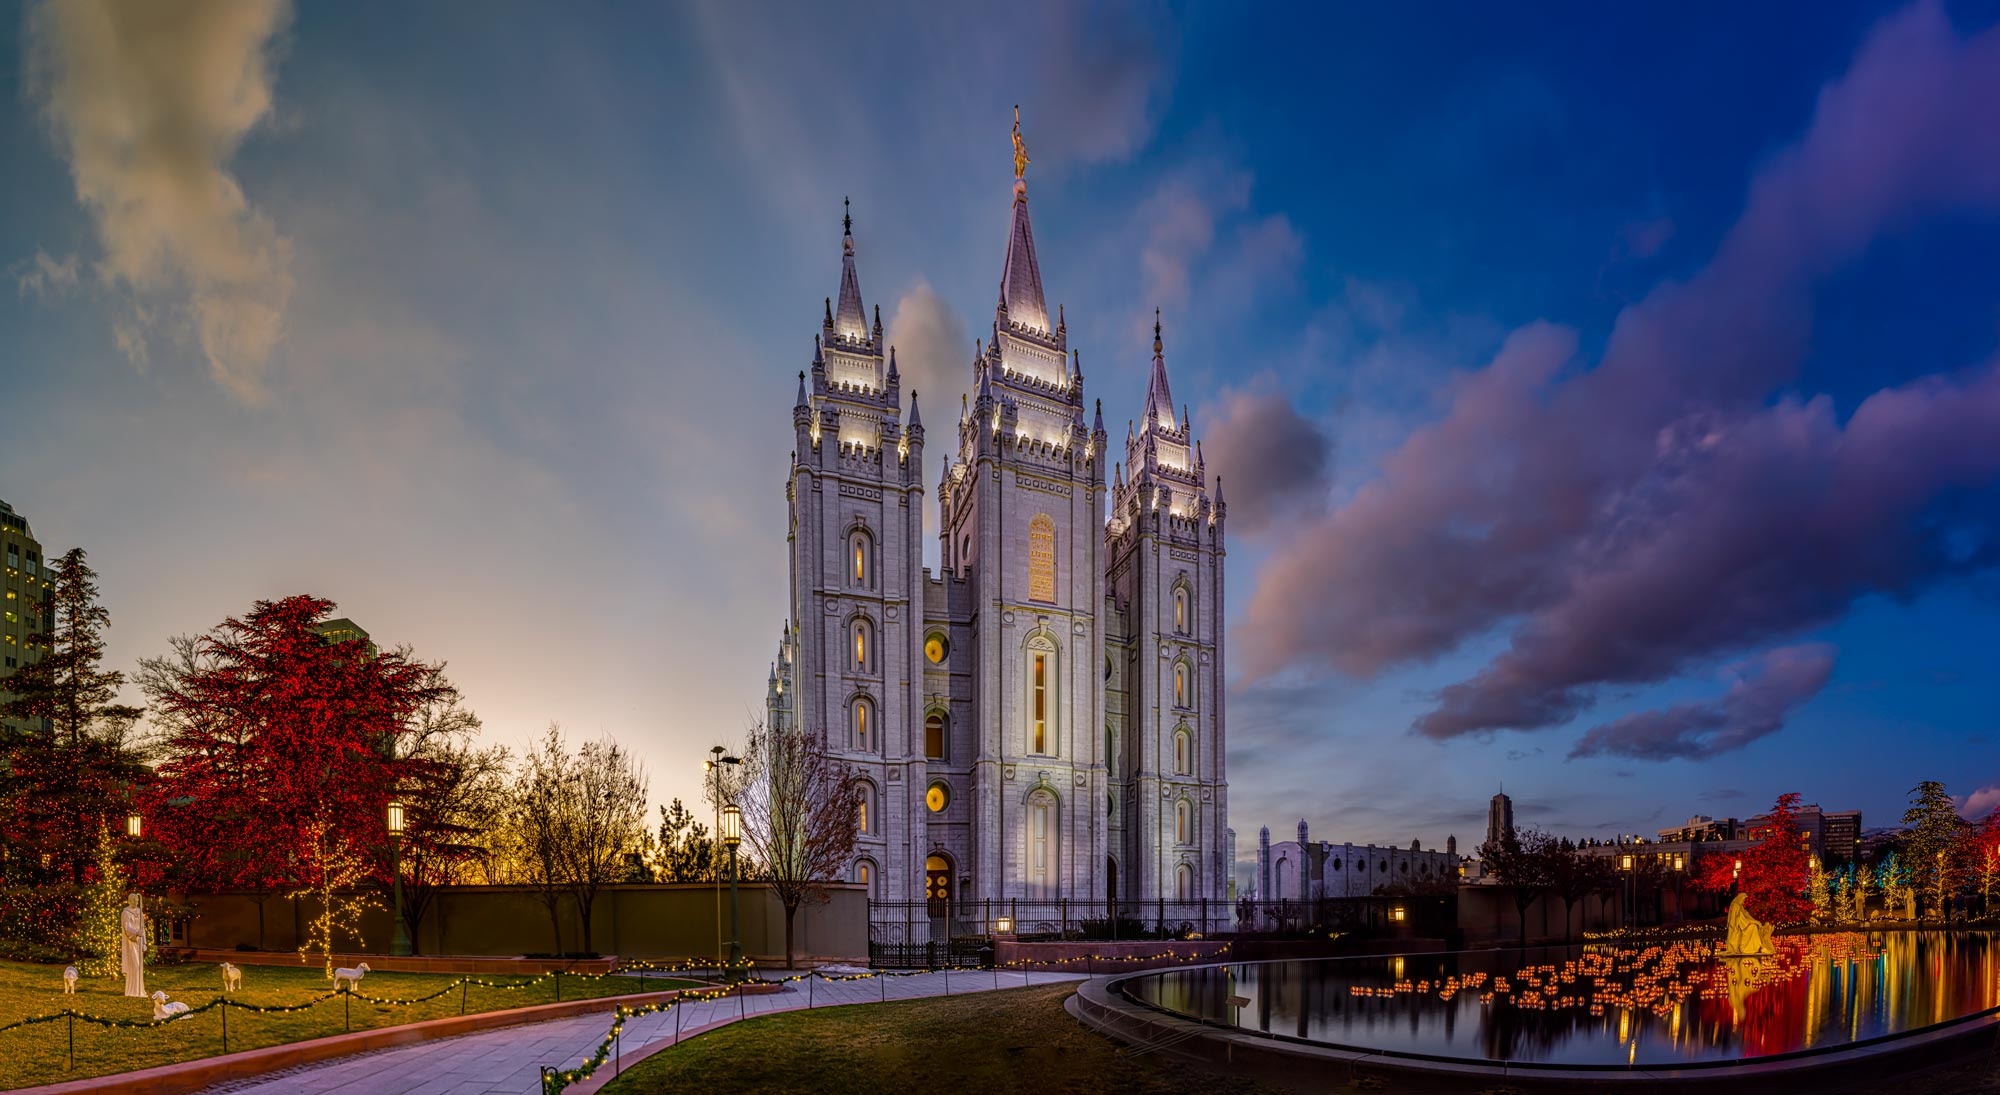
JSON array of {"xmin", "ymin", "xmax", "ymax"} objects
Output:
[
  {"xmin": 1822, "ymin": 810, "xmax": 1862, "ymax": 865},
  {"xmin": 769, "ymin": 122, "xmax": 1229, "ymax": 939},
  {"xmin": 1, "ymin": 499, "xmax": 52, "ymax": 737},
  {"xmin": 1485, "ymin": 791, "xmax": 1514, "ymax": 848}
]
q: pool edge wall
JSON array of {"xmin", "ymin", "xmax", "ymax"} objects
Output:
[{"xmin": 1071, "ymin": 964, "xmax": 2000, "ymax": 1093}]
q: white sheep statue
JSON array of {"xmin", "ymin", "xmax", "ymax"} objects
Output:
[
  {"xmin": 150, "ymin": 990, "xmax": 190, "ymax": 1020},
  {"xmin": 332, "ymin": 962, "xmax": 371, "ymax": 992},
  {"xmin": 62, "ymin": 966, "xmax": 78, "ymax": 995},
  {"xmin": 221, "ymin": 961, "xmax": 242, "ymax": 993}
]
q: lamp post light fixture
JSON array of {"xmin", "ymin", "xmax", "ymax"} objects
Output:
[
  {"xmin": 387, "ymin": 800, "xmax": 411, "ymax": 957},
  {"xmin": 722, "ymin": 802, "xmax": 743, "ymax": 979},
  {"xmin": 705, "ymin": 747, "xmax": 742, "ymax": 972},
  {"xmin": 994, "ymin": 916, "xmax": 1014, "ymax": 935},
  {"xmin": 125, "ymin": 813, "xmax": 142, "ymax": 839}
]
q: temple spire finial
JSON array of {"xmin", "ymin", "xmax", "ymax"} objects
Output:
[
  {"xmin": 1012, "ymin": 105, "xmax": 1029, "ymax": 180},
  {"xmin": 843, "ymin": 195, "xmax": 852, "ymax": 237}
]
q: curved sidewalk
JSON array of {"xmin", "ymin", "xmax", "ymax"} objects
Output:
[{"xmin": 201, "ymin": 968, "xmax": 1084, "ymax": 1095}]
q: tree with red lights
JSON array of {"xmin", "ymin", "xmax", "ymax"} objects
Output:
[
  {"xmin": 1694, "ymin": 792, "xmax": 1812, "ymax": 924},
  {"xmin": 146, "ymin": 596, "xmax": 449, "ymax": 972},
  {"xmin": 0, "ymin": 548, "xmax": 145, "ymax": 886}
]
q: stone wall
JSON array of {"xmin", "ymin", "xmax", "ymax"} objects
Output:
[{"xmin": 180, "ymin": 882, "xmax": 868, "ymax": 964}]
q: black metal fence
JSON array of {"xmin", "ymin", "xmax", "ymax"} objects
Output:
[{"xmin": 863, "ymin": 894, "xmax": 1457, "ymax": 950}]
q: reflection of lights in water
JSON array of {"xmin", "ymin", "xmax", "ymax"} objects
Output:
[{"xmin": 1138, "ymin": 932, "xmax": 1999, "ymax": 1066}]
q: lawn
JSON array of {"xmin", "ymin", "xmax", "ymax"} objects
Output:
[
  {"xmin": 0, "ymin": 958, "xmax": 696, "ymax": 1090},
  {"xmin": 597, "ymin": 982, "xmax": 1286, "ymax": 1095},
  {"xmin": 597, "ymin": 981, "xmax": 2000, "ymax": 1095}
]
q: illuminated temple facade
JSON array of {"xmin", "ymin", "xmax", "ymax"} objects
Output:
[{"xmin": 766, "ymin": 159, "xmax": 1229, "ymax": 940}]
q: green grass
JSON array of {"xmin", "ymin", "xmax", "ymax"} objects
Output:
[
  {"xmin": 596, "ymin": 981, "xmax": 2000, "ymax": 1095},
  {"xmin": 0, "ymin": 958, "xmax": 696, "ymax": 1090},
  {"xmin": 598, "ymin": 983, "xmax": 1285, "ymax": 1095}
]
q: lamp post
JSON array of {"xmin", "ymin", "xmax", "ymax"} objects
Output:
[
  {"xmin": 1620, "ymin": 851, "xmax": 1635, "ymax": 929},
  {"xmin": 387, "ymin": 800, "xmax": 411, "ymax": 957},
  {"xmin": 705, "ymin": 748, "xmax": 742, "ymax": 972},
  {"xmin": 125, "ymin": 813, "xmax": 142, "ymax": 839},
  {"xmin": 721, "ymin": 803, "xmax": 743, "ymax": 980}
]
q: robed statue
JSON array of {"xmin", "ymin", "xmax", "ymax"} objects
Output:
[
  {"xmin": 1012, "ymin": 105, "xmax": 1029, "ymax": 179},
  {"xmin": 1722, "ymin": 892, "xmax": 1775, "ymax": 956},
  {"xmin": 120, "ymin": 894, "xmax": 147, "ymax": 998}
]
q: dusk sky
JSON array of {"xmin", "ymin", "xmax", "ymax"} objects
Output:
[{"xmin": 4, "ymin": 1, "xmax": 1999, "ymax": 863}]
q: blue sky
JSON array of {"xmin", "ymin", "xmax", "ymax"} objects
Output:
[{"xmin": 4, "ymin": 1, "xmax": 1999, "ymax": 861}]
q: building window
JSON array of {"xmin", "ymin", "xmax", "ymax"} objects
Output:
[
  {"xmin": 851, "ymin": 618, "xmax": 872, "ymax": 671},
  {"xmin": 1174, "ymin": 731, "xmax": 1191, "ymax": 775},
  {"xmin": 1031, "ymin": 651, "xmax": 1049, "ymax": 753},
  {"xmin": 856, "ymin": 782, "xmax": 873, "ymax": 834},
  {"xmin": 850, "ymin": 529, "xmax": 873, "ymax": 588},
  {"xmin": 850, "ymin": 697, "xmax": 874, "ymax": 751},
  {"xmin": 925, "ymin": 712, "xmax": 947, "ymax": 760},
  {"xmin": 924, "ymin": 633, "xmax": 948, "ymax": 664},
  {"xmin": 1174, "ymin": 586, "xmax": 1190, "ymax": 634},
  {"xmin": 1176, "ymin": 799, "xmax": 1192, "ymax": 844},
  {"xmin": 1173, "ymin": 662, "xmax": 1191, "ymax": 708},
  {"xmin": 1177, "ymin": 864, "xmax": 1193, "ymax": 902},
  {"xmin": 1027, "ymin": 789, "xmax": 1058, "ymax": 896},
  {"xmin": 1027, "ymin": 514, "xmax": 1056, "ymax": 602},
  {"xmin": 926, "ymin": 781, "xmax": 950, "ymax": 813}
]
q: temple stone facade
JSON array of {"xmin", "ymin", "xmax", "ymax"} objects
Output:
[{"xmin": 768, "ymin": 151, "xmax": 1229, "ymax": 939}]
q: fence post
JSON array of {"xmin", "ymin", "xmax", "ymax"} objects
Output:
[
  {"xmin": 737, "ymin": 979, "xmax": 745, "ymax": 1020},
  {"xmin": 808, "ymin": 971, "xmax": 814, "ymax": 1009},
  {"xmin": 221, "ymin": 997, "xmax": 228, "ymax": 1054},
  {"xmin": 461, "ymin": 979, "xmax": 467, "ymax": 1016},
  {"xmin": 67, "ymin": 1012, "xmax": 73, "ymax": 1070},
  {"xmin": 556, "ymin": 970, "xmax": 562, "ymax": 1003}
]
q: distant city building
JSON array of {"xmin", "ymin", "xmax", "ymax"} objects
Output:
[
  {"xmin": 1821, "ymin": 810, "xmax": 1862, "ymax": 865},
  {"xmin": 0, "ymin": 499, "xmax": 51, "ymax": 736},
  {"xmin": 312, "ymin": 617, "xmax": 378, "ymax": 658},
  {"xmin": 1657, "ymin": 815, "xmax": 1744, "ymax": 843},
  {"xmin": 1485, "ymin": 791, "xmax": 1514, "ymax": 848},
  {"xmin": 1746, "ymin": 803, "xmax": 1861, "ymax": 865},
  {"xmin": 1256, "ymin": 819, "xmax": 1465, "ymax": 901}
]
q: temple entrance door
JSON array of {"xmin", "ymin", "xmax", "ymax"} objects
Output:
[{"xmin": 925, "ymin": 854, "xmax": 953, "ymax": 937}]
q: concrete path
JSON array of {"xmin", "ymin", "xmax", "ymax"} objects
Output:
[{"xmin": 201, "ymin": 968, "xmax": 1085, "ymax": 1095}]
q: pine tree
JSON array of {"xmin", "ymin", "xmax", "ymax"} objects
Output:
[
  {"xmin": 73, "ymin": 825, "xmax": 128, "ymax": 976},
  {"xmin": 0, "ymin": 549, "xmax": 144, "ymax": 884},
  {"xmin": 1901, "ymin": 780, "xmax": 1965, "ymax": 920},
  {"xmin": 1808, "ymin": 857, "xmax": 1832, "ymax": 924}
]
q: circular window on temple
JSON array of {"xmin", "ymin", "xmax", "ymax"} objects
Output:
[
  {"xmin": 925, "ymin": 633, "xmax": 949, "ymax": 665},
  {"xmin": 926, "ymin": 781, "xmax": 951, "ymax": 813}
]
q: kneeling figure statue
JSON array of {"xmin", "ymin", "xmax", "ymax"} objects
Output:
[{"xmin": 1722, "ymin": 892, "xmax": 1775, "ymax": 956}]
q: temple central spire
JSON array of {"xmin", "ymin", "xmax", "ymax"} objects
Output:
[
  {"xmin": 834, "ymin": 195, "xmax": 867, "ymax": 340},
  {"xmin": 997, "ymin": 109, "xmax": 1049, "ymax": 333}
]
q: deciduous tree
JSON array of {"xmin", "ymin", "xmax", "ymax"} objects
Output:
[
  {"xmin": 145, "ymin": 595, "xmax": 450, "ymax": 975},
  {"xmin": 1479, "ymin": 827, "xmax": 1556, "ymax": 947},
  {"xmin": 737, "ymin": 721, "xmax": 860, "ymax": 969}
]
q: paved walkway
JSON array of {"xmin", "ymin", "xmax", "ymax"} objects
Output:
[{"xmin": 202, "ymin": 968, "xmax": 1084, "ymax": 1095}]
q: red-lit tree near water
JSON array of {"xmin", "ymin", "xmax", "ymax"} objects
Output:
[
  {"xmin": 144, "ymin": 595, "xmax": 450, "ymax": 972},
  {"xmin": 1695, "ymin": 792, "xmax": 1813, "ymax": 925}
]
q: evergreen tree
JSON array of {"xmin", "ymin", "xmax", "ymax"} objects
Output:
[
  {"xmin": 1808, "ymin": 857, "xmax": 1832, "ymax": 923},
  {"xmin": 1901, "ymin": 780, "xmax": 1965, "ymax": 920},
  {"xmin": 651, "ymin": 798, "xmax": 715, "ymax": 883},
  {"xmin": 0, "ymin": 548, "xmax": 144, "ymax": 884},
  {"xmin": 73, "ymin": 825, "xmax": 128, "ymax": 977}
]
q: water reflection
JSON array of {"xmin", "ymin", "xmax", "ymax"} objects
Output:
[{"xmin": 1126, "ymin": 932, "xmax": 2000, "ymax": 1066}]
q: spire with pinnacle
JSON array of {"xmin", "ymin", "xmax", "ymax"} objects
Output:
[
  {"xmin": 1144, "ymin": 308, "xmax": 1177, "ymax": 431},
  {"xmin": 997, "ymin": 110, "xmax": 1049, "ymax": 332},
  {"xmin": 833, "ymin": 197, "xmax": 867, "ymax": 340}
]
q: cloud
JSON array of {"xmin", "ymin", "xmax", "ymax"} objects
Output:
[
  {"xmin": 27, "ymin": 0, "xmax": 294, "ymax": 401},
  {"xmin": 1568, "ymin": 645, "xmax": 1837, "ymax": 760},
  {"xmin": 1135, "ymin": 167, "xmax": 1299, "ymax": 332},
  {"xmin": 886, "ymin": 279, "xmax": 969, "ymax": 483},
  {"xmin": 1238, "ymin": 3, "xmax": 2000, "ymax": 750},
  {"xmin": 1202, "ymin": 388, "xmax": 1332, "ymax": 534},
  {"xmin": 14, "ymin": 250, "xmax": 81, "ymax": 302},
  {"xmin": 1960, "ymin": 784, "xmax": 2000, "ymax": 820}
]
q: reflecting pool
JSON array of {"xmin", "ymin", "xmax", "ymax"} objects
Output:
[{"xmin": 1124, "ymin": 932, "xmax": 2000, "ymax": 1066}]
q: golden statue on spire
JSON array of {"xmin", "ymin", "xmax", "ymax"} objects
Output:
[{"xmin": 1012, "ymin": 104, "xmax": 1030, "ymax": 180}]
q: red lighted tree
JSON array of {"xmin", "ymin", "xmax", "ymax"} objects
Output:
[
  {"xmin": 146, "ymin": 596, "xmax": 449, "ymax": 972},
  {"xmin": 1694, "ymin": 792, "xmax": 1812, "ymax": 925}
]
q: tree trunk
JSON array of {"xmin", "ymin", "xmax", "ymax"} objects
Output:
[
  {"xmin": 784, "ymin": 901, "xmax": 798, "ymax": 969},
  {"xmin": 577, "ymin": 891, "xmax": 595, "ymax": 954},
  {"xmin": 1516, "ymin": 891, "xmax": 1531, "ymax": 948},
  {"xmin": 543, "ymin": 896, "xmax": 564, "ymax": 956}
]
